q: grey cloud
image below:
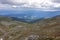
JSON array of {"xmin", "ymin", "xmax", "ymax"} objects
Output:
[
  {"xmin": 0, "ymin": 0, "xmax": 13, "ymax": 4},
  {"xmin": 52, "ymin": 0, "xmax": 60, "ymax": 3},
  {"xmin": 0, "ymin": 0, "xmax": 26, "ymax": 5},
  {"xmin": 0, "ymin": 0, "xmax": 60, "ymax": 11}
]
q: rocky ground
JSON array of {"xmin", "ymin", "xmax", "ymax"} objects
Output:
[{"xmin": 0, "ymin": 15, "xmax": 60, "ymax": 40}]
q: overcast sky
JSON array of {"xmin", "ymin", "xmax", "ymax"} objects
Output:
[{"xmin": 0, "ymin": 0, "xmax": 60, "ymax": 11}]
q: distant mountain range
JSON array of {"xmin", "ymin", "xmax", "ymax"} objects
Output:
[
  {"xmin": 0, "ymin": 10, "xmax": 60, "ymax": 20},
  {"xmin": 0, "ymin": 15, "xmax": 60, "ymax": 23}
]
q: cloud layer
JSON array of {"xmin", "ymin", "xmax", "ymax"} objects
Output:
[{"xmin": 0, "ymin": 0, "xmax": 60, "ymax": 11}]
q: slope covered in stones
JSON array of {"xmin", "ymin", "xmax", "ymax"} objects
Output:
[{"xmin": 0, "ymin": 15, "xmax": 60, "ymax": 40}]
